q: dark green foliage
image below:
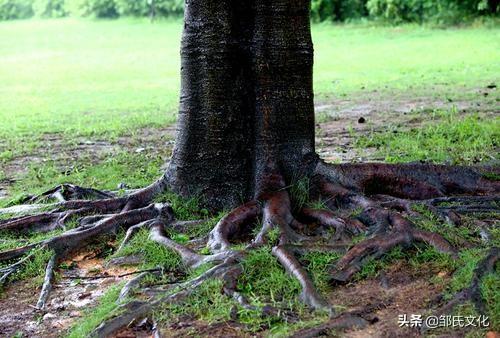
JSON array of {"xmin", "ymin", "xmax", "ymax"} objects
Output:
[
  {"xmin": 0, "ymin": 0, "xmax": 33, "ymax": 20},
  {"xmin": 73, "ymin": 0, "xmax": 118, "ymax": 18},
  {"xmin": 150, "ymin": 0, "xmax": 185, "ymax": 17},
  {"xmin": 366, "ymin": 0, "xmax": 498, "ymax": 24},
  {"xmin": 33, "ymin": 0, "xmax": 66, "ymax": 17},
  {"xmin": 115, "ymin": 0, "xmax": 183, "ymax": 17},
  {"xmin": 311, "ymin": 0, "xmax": 498, "ymax": 23},
  {"xmin": 0, "ymin": 0, "xmax": 496, "ymax": 22},
  {"xmin": 311, "ymin": 0, "xmax": 368, "ymax": 22},
  {"xmin": 114, "ymin": 0, "xmax": 148, "ymax": 16}
]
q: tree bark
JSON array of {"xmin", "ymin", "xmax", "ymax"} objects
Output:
[{"xmin": 166, "ymin": 0, "xmax": 317, "ymax": 210}]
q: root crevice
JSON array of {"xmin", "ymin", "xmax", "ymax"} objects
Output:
[{"xmin": 0, "ymin": 162, "xmax": 498, "ymax": 336}]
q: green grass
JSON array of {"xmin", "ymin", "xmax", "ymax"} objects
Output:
[
  {"xmin": 0, "ymin": 19, "xmax": 498, "ymax": 148},
  {"xmin": 238, "ymin": 247, "xmax": 301, "ymax": 306},
  {"xmin": 0, "ymin": 229, "xmax": 63, "ymax": 252},
  {"xmin": 313, "ymin": 23, "xmax": 500, "ymax": 100},
  {"xmin": 67, "ymin": 283, "xmax": 124, "ymax": 338},
  {"xmin": 445, "ymin": 249, "xmax": 486, "ymax": 297},
  {"xmin": 0, "ymin": 18, "xmax": 181, "ymax": 141},
  {"xmin": 357, "ymin": 108, "xmax": 500, "ymax": 164},
  {"xmin": 411, "ymin": 203, "xmax": 489, "ymax": 247},
  {"xmin": 481, "ymin": 272, "xmax": 500, "ymax": 330},
  {"xmin": 156, "ymin": 279, "xmax": 235, "ymax": 323},
  {"xmin": 110, "ymin": 228, "xmax": 182, "ymax": 271},
  {"xmin": 154, "ymin": 246, "xmax": 337, "ymax": 334},
  {"xmin": 1, "ymin": 152, "xmax": 164, "ymax": 207},
  {"xmin": 0, "ymin": 247, "xmax": 54, "ymax": 294},
  {"xmin": 300, "ymin": 250, "xmax": 342, "ymax": 293}
]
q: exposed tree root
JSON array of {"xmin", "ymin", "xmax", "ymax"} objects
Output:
[
  {"xmin": 422, "ymin": 247, "xmax": 499, "ymax": 334},
  {"xmin": 0, "ymin": 162, "xmax": 498, "ymax": 336},
  {"xmin": 26, "ymin": 184, "xmax": 116, "ymax": 204},
  {"xmin": 36, "ymin": 253, "xmax": 57, "ymax": 309},
  {"xmin": 291, "ymin": 312, "xmax": 370, "ymax": 338},
  {"xmin": 289, "ymin": 301, "xmax": 386, "ymax": 338},
  {"xmin": 119, "ymin": 270, "xmax": 161, "ymax": 302},
  {"xmin": 273, "ymin": 244, "xmax": 330, "ymax": 311}
]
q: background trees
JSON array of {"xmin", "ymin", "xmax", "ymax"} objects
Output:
[{"xmin": 0, "ymin": 0, "xmax": 498, "ymax": 23}]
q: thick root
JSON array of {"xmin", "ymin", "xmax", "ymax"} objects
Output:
[
  {"xmin": 36, "ymin": 253, "xmax": 57, "ymax": 309},
  {"xmin": 0, "ymin": 162, "xmax": 498, "ymax": 336},
  {"xmin": 316, "ymin": 161, "xmax": 499, "ymax": 199},
  {"xmin": 272, "ymin": 245, "xmax": 330, "ymax": 311},
  {"xmin": 26, "ymin": 184, "xmax": 116, "ymax": 204},
  {"xmin": 421, "ymin": 247, "xmax": 499, "ymax": 333}
]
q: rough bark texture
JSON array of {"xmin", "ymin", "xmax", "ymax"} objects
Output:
[{"xmin": 166, "ymin": 0, "xmax": 317, "ymax": 210}]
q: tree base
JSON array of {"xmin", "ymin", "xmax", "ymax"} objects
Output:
[{"xmin": 0, "ymin": 161, "xmax": 498, "ymax": 336}]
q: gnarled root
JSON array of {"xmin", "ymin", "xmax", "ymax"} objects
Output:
[
  {"xmin": 289, "ymin": 301, "xmax": 386, "ymax": 338},
  {"xmin": 36, "ymin": 253, "xmax": 57, "ymax": 309},
  {"xmin": 0, "ymin": 177, "xmax": 174, "ymax": 309},
  {"xmin": 0, "ymin": 161, "xmax": 498, "ymax": 336},
  {"xmin": 422, "ymin": 247, "xmax": 499, "ymax": 333}
]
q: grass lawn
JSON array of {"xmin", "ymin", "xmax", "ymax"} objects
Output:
[
  {"xmin": 0, "ymin": 18, "xmax": 498, "ymax": 141},
  {"xmin": 0, "ymin": 18, "xmax": 499, "ymax": 199}
]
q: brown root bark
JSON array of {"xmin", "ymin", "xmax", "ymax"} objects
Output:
[
  {"xmin": 0, "ymin": 162, "xmax": 498, "ymax": 336},
  {"xmin": 426, "ymin": 247, "xmax": 498, "ymax": 321}
]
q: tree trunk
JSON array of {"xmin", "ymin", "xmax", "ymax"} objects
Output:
[{"xmin": 166, "ymin": 0, "xmax": 317, "ymax": 210}]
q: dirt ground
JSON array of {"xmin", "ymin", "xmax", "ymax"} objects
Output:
[
  {"xmin": 0, "ymin": 249, "xmax": 136, "ymax": 337},
  {"xmin": 1, "ymin": 87, "xmax": 496, "ymax": 197},
  {"xmin": 0, "ymin": 90, "xmax": 498, "ymax": 337},
  {"xmin": 0, "ymin": 252, "xmax": 476, "ymax": 338}
]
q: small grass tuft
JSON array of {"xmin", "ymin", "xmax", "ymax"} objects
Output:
[
  {"xmin": 238, "ymin": 247, "xmax": 301, "ymax": 307},
  {"xmin": 306, "ymin": 199, "xmax": 330, "ymax": 210},
  {"xmin": 67, "ymin": 283, "xmax": 124, "ymax": 338},
  {"xmin": 110, "ymin": 228, "xmax": 181, "ymax": 271},
  {"xmin": 154, "ymin": 192, "xmax": 207, "ymax": 220},
  {"xmin": 482, "ymin": 172, "xmax": 500, "ymax": 181},
  {"xmin": 300, "ymin": 251, "xmax": 342, "ymax": 293},
  {"xmin": 480, "ymin": 272, "xmax": 499, "ymax": 330},
  {"xmin": 411, "ymin": 204, "xmax": 485, "ymax": 248},
  {"xmin": 290, "ymin": 177, "xmax": 310, "ymax": 211},
  {"xmin": 446, "ymin": 248, "xmax": 485, "ymax": 298},
  {"xmin": 355, "ymin": 244, "xmax": 456, "ymax": 281},
  {"xmin": 156, "ymin": 279, "xmax": 233, "ymax": 325},
  {"xmin": 357, "ymin": 109, "xmax": 499, "ymax": 165},
  {"xmin": 12, "ymin": 248, "xmax": 54, "ymax": 286}
]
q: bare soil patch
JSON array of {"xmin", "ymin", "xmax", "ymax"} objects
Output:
[
  {"xmin": 0, "ymin": 91, "xmax": 497, "ymax": 337},
  {"xmin": 2, "ymin": 89, "xmax": 497, "ymax": 199},
  {"xmin": 0, "ymin": 246, "xmax": 142, "ymax": 337}
]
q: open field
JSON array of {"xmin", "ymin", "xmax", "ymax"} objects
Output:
[
  {"xmin": 0, "ymin": 18, "xmax": 499, "ymax": 139},
  {"xmin": 0, "ymin": 19, "xmax": 499, "ymax": 337},
  {"xmin": 0, "ymin": 19, "xmax": 498, "ymax": 197}
]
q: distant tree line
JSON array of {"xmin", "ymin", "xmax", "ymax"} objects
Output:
[{"xmin": 0, "ymin": 0, "xmax": 498, "ymax": 24}]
